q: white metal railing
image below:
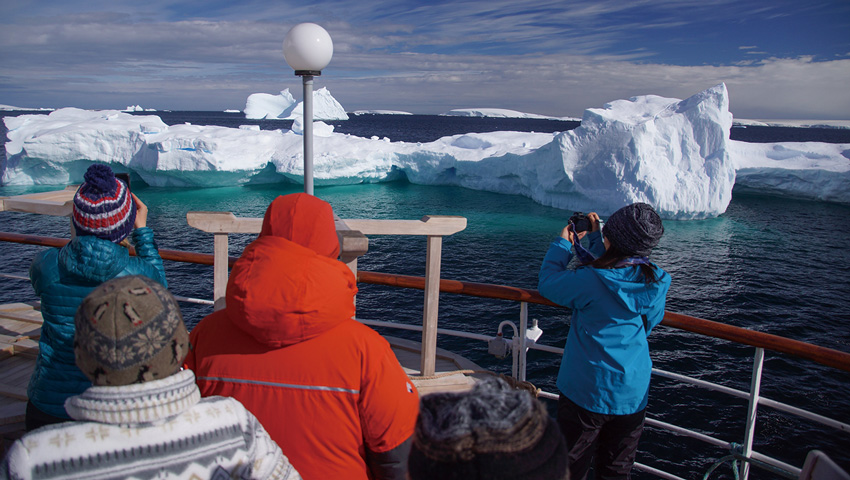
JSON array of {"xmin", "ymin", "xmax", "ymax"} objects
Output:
[
  {"xmin": 2, "ymin": 189, "xmax": 847, "ymax": 480},
  {"xmin": 1, "ymin": 272, "xmax": 214, "ymax": 306},
  {"xmin": 364, "ymin": 299, "xmax": 847, "ymax": 480}
]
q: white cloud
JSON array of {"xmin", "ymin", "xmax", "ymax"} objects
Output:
[{"xmin": 1, "ymin": 1, "xmax": 848, "ymax": 118}]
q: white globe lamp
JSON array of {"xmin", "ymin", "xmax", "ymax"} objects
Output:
[
  {"xmin": 283, "ymin": 23, "xmax": 334, "ymax": 195},
  {"xmin": 283, "ymin": 23, "xmax": 333, "ymax": 75}
]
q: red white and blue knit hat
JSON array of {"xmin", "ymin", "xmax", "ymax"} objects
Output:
[{"xmin": 72, "ymin": 164, "xmax": 136, "ymax": 243}]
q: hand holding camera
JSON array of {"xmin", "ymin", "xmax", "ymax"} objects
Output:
[{"xmin": 561, "ymin": 211, "xmax": 600, "ymax": 243}]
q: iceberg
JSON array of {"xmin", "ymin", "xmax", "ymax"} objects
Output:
[
  {"xmin": 547, "ymin": 85, "xmax": 736, "ymax": 218},
  {"xmin": 244, "ymin": 87, "xmax": 348, "ymax": 121},
  {"xmin": 442, "ymin": 108, "xmax": 578, "ymax": 121},
  {"xmin": 353, "ymin": 110, "xmax": 414, "ymax": 116},
  {"xmin": 0, "ymin": 104, "xmax": 54, "ymax": 112},
  {"xmin": 730, "ymin": 141, "xmax": 850, "ymax": 203},
  {"xmin": 3, "ymin": 84, "xmax": 848, "ymax": 219}
]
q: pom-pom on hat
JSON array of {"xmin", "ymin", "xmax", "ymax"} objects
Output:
[
  {"xmin": 603, "ymin": 202, "xmax": 664, "ymax": 256},
  {"xmin": 74, "ymin": 275, "xmax": 189, "ymax": 386},
  {"xmin": 408, "ymin": 377, "xmax": 568, "ymax": 480},
  {"xmin": 72, "ymin": 164, "xmax": 136, "ymax": 243}
]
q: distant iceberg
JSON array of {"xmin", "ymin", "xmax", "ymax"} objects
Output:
[
  {"xmin": 123, "ymin": 105, "xmax": 156, "ymax": 112},
  {"xmin": 442, "ymin": 108, "xmax": 579, "ymax": 121},
  {"xmin": 244, "ymin": 87, "xmax": 348, "ymax": 121},
  {"xmin": 353, "ymin": 110, "xmax": 414, "ymax": 116},
  {"xmin": 0, "ymin": 104, "xmax": 54, "ymax": 112},
  {"xmin": 733, "ymin": 118, "xmax": 850, "ymax": 129},
  {"xmin": 3, "ymin": 84, "xmax": 848, "ymax": 219}
]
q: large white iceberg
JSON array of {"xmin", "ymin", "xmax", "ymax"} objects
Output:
[
  {"xmin": 3, "ymin": 84, "xmax": 848, "ymax": 219},
  {"xmin": 547, "ymin": 85, "xmax": 736, "ymax": 218},
  {"xmin": 244, "ymin": 87, "xmax": 348, "ymax": 121}
]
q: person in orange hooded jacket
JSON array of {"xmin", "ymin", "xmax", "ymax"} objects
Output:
[{"xmin": 184, "ymin": 193, "xmax": 419, "ymax": 480}]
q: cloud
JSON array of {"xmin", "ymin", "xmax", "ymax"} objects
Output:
[{"xmin": 1, "ymin": 1, "xmax": 848, "ymax": 118}]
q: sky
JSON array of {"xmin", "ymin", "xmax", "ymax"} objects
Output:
[{"xmin": 1, "ymin": 0, "xmax": 849, "ymax": 119}]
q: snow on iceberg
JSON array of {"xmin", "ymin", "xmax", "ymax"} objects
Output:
[
  {"xmin": 4, "ymin": 84, "xmax": 849, "ymax": 219},
  {"xmin": 244, "ymin": 87, "xmax": 348, "ymax": 121}
]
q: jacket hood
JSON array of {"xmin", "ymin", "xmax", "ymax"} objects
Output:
[
  {"xmin": 592, "ymin": 265, "xmax": 670, "ymax": 315},
  {"xmin": 227, "ymin": 194, "xmax": 356, "ymax": 347},
  {"xmin": 59, "ymin": 236, "xmax": 129, "ymax": 284},
  {"xmin": 260, "ymin": 193, "xmax": 340, "ymax": 258}
]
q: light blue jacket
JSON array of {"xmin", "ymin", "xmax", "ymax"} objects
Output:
[
  {"xmin": 28, "ymin": 227, "xmax": 167, "ymax": 419},
  {"xmin": 538, "ymin": 232, "xmax": 671, "ymax": 415}
]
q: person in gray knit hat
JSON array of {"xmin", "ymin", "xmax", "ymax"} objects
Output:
[
  {"xmin": 408, "ymin": 377, "xmax": 568, "ymax": 480},
  {"xmin": 2, "ymin": 276, "xmax": 301, "ymax": 480},
  {"xmin": 602, "ymin": 202, "xmax": 664, "ymax": 257},
  {"xmin": 538, "ymin": 203, "xmax": 671, "ymax": 480}
]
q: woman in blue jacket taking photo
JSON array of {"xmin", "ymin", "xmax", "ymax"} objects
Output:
[
  {"xmin": 538, "ymin": 203, "xmax": 671, "ymax": 480},
  {"xmin": 26, "ymin": 164, "xmax": 167, "ymax": 430}
]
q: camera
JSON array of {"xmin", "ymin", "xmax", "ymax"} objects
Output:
[
  {"xmin": 569, "ymin": 212, "xmax": 593, "ymax": 233},
  {"xmin": 115, "ymin": 173, "xmax": 131, "ymax": 191}
]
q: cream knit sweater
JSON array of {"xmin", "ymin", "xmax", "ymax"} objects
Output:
[{"xmin": 2, "ymin": 369, "xmax": 301, "ymax": 479}]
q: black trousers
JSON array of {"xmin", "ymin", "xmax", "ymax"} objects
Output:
[
  {"xmin": 25, "ymin": 401, "xmax": 68, "ymax": 431},
  {"xmin": 557, "ymin": 395, "xmax": 646, "ymax": 480}
]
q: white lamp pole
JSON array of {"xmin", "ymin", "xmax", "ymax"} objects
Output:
[{"xmin": 283, "ymin": 22, "xmax": 333, "ymax": 196}]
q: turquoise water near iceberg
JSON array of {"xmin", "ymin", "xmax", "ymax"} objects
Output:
[{"xmin": 1, "ymin": 112, "xmax": 848, "ymax": 479}]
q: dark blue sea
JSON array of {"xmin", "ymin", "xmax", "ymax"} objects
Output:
[{"xmin": 1, "ymin": 111, "xmax": 849, "ymax": 479}]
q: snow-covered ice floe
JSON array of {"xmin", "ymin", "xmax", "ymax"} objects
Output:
[{"xmin": 3, "ymin": 84, "xmax": 848, "ymax": 219}]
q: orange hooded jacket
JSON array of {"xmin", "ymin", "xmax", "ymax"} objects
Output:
[{"xmin": 185, "ymin": 193, "xmax": 419, "ymax": 480}]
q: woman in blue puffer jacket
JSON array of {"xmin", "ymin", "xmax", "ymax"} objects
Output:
[
  {"xmin": 538, "ymin": 203, "xmax": 671, "ymax": 480},
  {"xmin": 26, "ymin": 164, "xmax": 167, "ymax": 430}
]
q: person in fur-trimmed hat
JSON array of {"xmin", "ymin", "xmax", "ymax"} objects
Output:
[
  {"xmin": 408, "ymin": 377, "xmax": 568, "ymax": 480},
  {"xmin": 26, "ymin": 163, "xmax": 168, "ymax": 431},
  {"xmin": 538, "ymin": 202, "xmax": 671, "ymax": 480},
  {"xmin": 3, "ymin": 276, "xmax": 301, "ymax": 480}
]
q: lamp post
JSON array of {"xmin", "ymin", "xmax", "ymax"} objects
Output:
[{"xmin": 283, "ymin": 22, "xmax": 333, "ymax": 196}]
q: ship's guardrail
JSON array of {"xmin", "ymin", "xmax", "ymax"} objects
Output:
[{"xmin": 2, "ymin": 220, "xmax": 849, "ymax": 480}]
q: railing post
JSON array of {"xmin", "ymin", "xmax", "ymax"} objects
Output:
[
  {"xmin": 213, "ymin": 232, "xmax": 228, "ymax": 311},
  {"xmin": 518, "ymin": 302, "xmax": 529, "ymax": 381},
  {"xmin": 335, "ymin": 216, "xmax": 369, "ymax": 278},
  {"xmin": 421, "ymin": 235, "xmax": 442, "ymax": 377},
  {"xmin": 741, "ymin": 347, "xmax": 765, "ymax": 480}
]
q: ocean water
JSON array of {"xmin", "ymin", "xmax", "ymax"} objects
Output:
[{"xmin": 1, "ymin": 111, "xmax": 849, "ymax": 479}]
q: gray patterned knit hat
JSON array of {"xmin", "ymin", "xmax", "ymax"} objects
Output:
[
  {"xmin": 603, "ymin": 202, "xmax": 664, "ymax": 256},
  {"xmin": 74, "ymin": 275, "xmax": 189, "ymax": 386},
  {"xmin": 408, "ymin": 377, "xmax": 568, "ymax": 480}
]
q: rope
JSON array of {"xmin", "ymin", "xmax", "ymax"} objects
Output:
[
  {"xmin": 702, "ymin": 443, "xmax": 797, "ymax": 480},
  {"xmin": 702, "ymin": 454, "xmax": 740, "ymax": 480},
  {"xmin": 408, "ymin": 369, "xmax": 540, "ymax": 397}
]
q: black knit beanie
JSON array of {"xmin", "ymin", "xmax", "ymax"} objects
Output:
[
  {"xmin": 603, "ymin": 202, "xmax": 664, "ymax": 256},
  {"xmin": 408, "ymin": 377, "xmax": 568, "ymax": 480}
]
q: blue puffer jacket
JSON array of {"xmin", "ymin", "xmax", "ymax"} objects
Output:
[
  {"xmin": 538, "ymin": 232, "xmax": 671, "ymax": 416},
  {"xmin": 27, "ymin": 227, "xmax": 167, "ymax": 419}
]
